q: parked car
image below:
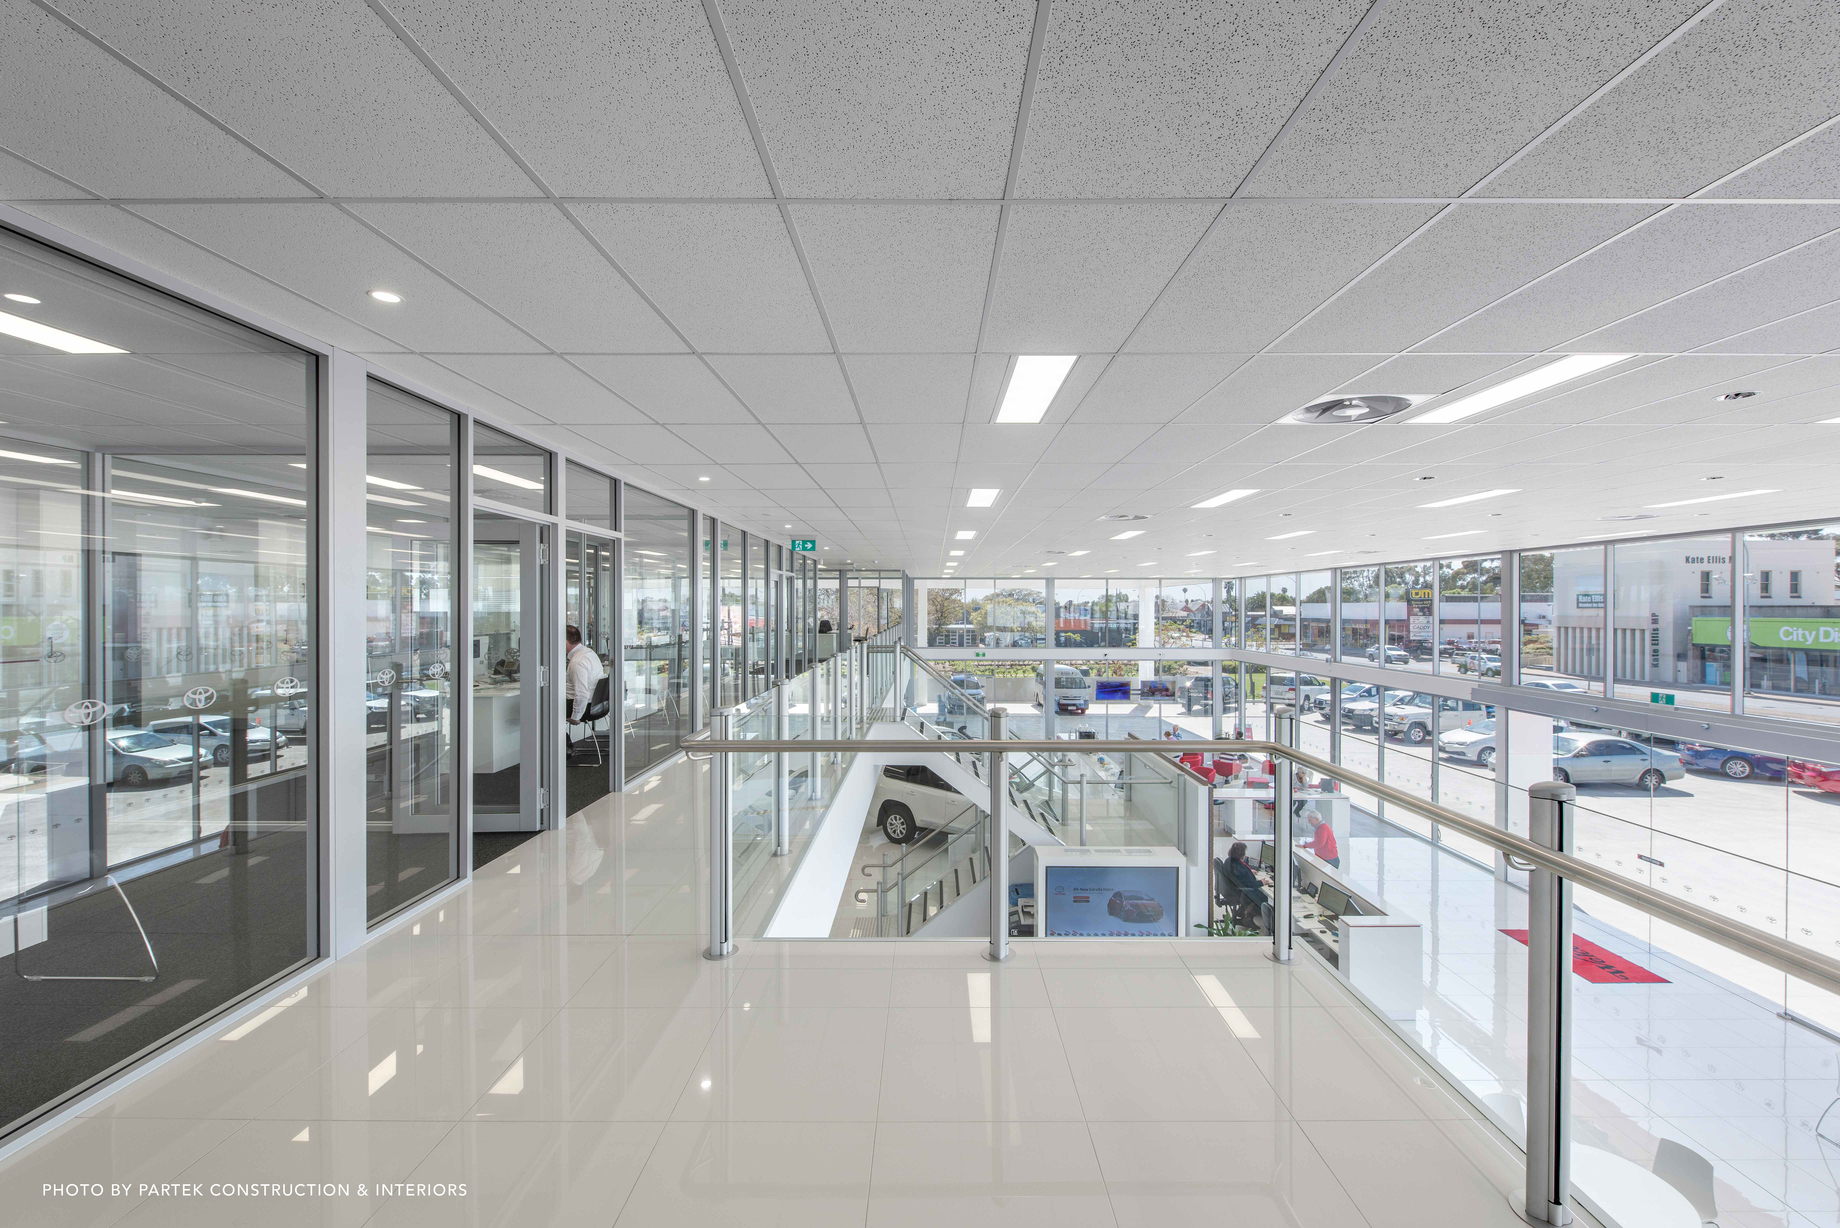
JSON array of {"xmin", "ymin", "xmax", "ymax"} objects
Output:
[
  {"xmin": 104, "ymin": 727, "xmax": 214, "ymax": 787},
  {"xmin": 1523, "ymin": 679, "xmax": 1591, "ymax": 694},
  {"xmin": 1365, "ymin": 645, "xmax": 1411, "ymax": 665},
  {"xmin": 148, "ymin": 715, "xmax": 288, "ymax": 765},
  {"xmin": 1341, "ymin": 689, "xmax": 1426, "ymax": 732},
  {"xmin": 1267, "ymin": 673, "xmax": 1330, "ymax": 708},
  {"xmin": 1038, "ymin": 664, "xmax": 1091, "ymax": 714},
  {"xmin": 1106, "ymin": 889, "xmax": 1166, "ymax": 924},
  {"xmin": 872, "ymin": 763, "xmax": 975, "ymax": 843},
  {"xmin": 1384, "ymin": 697, "xmax": 1493, "ymax": 744},
  {"xmin": 937, "ymin": 673, "xmax": 985, "ymax": 716},
  {"xmin": 1438, "ymin": 719, "xmax": 1498, "ymax": 767},
  {"xmin": 1313, "ymin": 682, "xmax": 1377, "ymax": 716},
  {"xmin": 1676, "ymin": 743, "xmax": 1787, "ymax": 780},
  {"xmin": 1179, "ymin": 673, "xmax": 1237, "ymax": 714},
  {"xmin": 1788, "ymin": 760, "xmax": 1840, "ymax": 794},
  {"xmin": 1456, "ymin": 653, "xmax": 1501, "ymax": 677},
  {"xmin": 1551, "ymin": 734, "xmax": 1683, "ymax": 790}
]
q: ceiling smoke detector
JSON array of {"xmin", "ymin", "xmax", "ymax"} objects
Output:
[
  {"xmin": 1099, "ymin": 513, "xmax": 1150, "ymax": 522},
  {"xmin": 1289, "ymin": 395, "xmax": 1416, "ymax": 425}
]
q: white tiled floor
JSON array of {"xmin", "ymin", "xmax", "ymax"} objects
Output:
[{"xmin": 2, "ymin": 755, "xmax": 1558, "ymax": 1227}]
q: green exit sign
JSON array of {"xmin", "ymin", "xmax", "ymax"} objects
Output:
[
  {"xmin": 1650, "ymin": 692, "xmax": 1675, "ymax": 706},
  {"xmin": 790, "ymin": 539, "xmax": 816, "ymax": 552}
]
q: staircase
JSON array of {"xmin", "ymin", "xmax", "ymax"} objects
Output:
[{"xmin": 866, "ymin": 807, "xmax": 991, "ymax": 936}]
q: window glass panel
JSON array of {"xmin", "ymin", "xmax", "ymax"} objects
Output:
[
  {"xmin": 622, "ymin": 489, "xmax": 690, "ymax": 778},
  {"xmin": 0, "ymin": 224, "xmax": 317, "ymax": 1136},
  {"xmin": 1743, "ymin": 526, "xmax": 1840, "ymax": 725},
  {"xmin": 964, "ymin": 580, "xmax": 1045, "ymax": 647},
  {"xmin": 921, "ymin": 579, "xmax": 967, "ymax": 646},
  {"xmin": 746, "ymin": 534, "xmax": 767, "ymax": 696},
  {"xmin": 365, "ymin": 381, "xmax": 458, "ymax": 920},
  {"xmin": 1383, "ymin": 562, "xmax": 1433, "ymax": 672},
  {"xmin": 1436, "ymin": 556, "xmax": 1500, "ymax": 679},
  {"xmin": 718, "ymin": 524, "xmax": 743, "ymax": 708},
  {"xmin": 816, "ymin": 567, "xmax": 840, "ymax": 658},
  {"xmin": 1054, "ymin": 583, "xmax": 1138, "ymax": 649},
  {"xmin": 1521, "ymin": 546, "xmax": 1604, "ymax": 694},
  {"xmin": 1268, "ymin": 574, "xmax": 1299, "ymax": 654},
  {"xmin": 1300, "ymin": 570, "xmax": 1331, "ymax": 658},
  {"xmin": 1156, "ymin": 580, "xmax": 1210, "ymax": 649},
  {"xmin": 700, "ymin": 516, "xmax": 716, "ymax": 718},
  {"xmin": 1609, "ymin": 535, "xmax": 1731, "ymax": 713},
  {"xmin": 564, "ymin": 461, "xmax": 613, "ymax": 529},
  {"xmin": 1244, "ymin": 577, "xmax": 1268, "ymax": 651},
  {"xmin": 1339, "ymin": 566, "xmax": 1380, "ymax": 660},
  {"xmin": 1219, "ymin": 577, "xmax": 1239, "ymax": 646},
  {"xmin": 470, "ymin": 422, "xmax": 548, "ymax": 514}
]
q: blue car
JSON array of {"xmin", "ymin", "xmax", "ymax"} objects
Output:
[{"xmin": 1676, "ymin": 743, "xmax": 1786, "ymax": 781}]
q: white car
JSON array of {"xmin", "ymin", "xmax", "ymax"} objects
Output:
[
  {"xmin": 1267, "ymin": 673, "xmax": 1330, "ymax": 707},
  {"xmin": 872, "ymin": 764, "xmax": 978, "ymax": 844},
  {"xmin": 1523, "ymin": 679, "xmax": 1591, "ymax": 694},
  {"xmin": 1438, "ymin": 719, "xmax": 1498, "ymax": 767},
  {"xmin": 1552, "ymin": 734, "xmax": 1685, "ymax": 790},
  {"xmin": 1340, "ymin": 689, "xmax": 1424, "ymax": 732},
  {"xmin": 1384, "ymin": 697, "xmax": 1492, "ymax": 745}
]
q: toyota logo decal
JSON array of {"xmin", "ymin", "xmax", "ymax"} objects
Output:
[
  {"xmin": 183, "ymin": 686, "xmax": 217, "ymax": 710},
  {"xmin": 63, "ymin": 699, "xmax": 107, "ymax": 727}
]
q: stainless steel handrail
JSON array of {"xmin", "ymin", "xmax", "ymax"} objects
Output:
[{"xmin": 679, "ymin": 731, "xmax": 1840, "ymax": 998}]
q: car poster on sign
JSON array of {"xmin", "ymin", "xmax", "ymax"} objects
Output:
[{"xmin": 1042, "ymin": 865, "xmax": 1180, "ymax": 938}]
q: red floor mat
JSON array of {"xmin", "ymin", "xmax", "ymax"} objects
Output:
[{"xmin": 1500, "ymin": 930, "xmax": 1669, "ymax": 984}]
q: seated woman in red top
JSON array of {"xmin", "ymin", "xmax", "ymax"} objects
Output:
[{"xmin": 1300, "ymin": 813, "xmax": 1340, "ymax": 868}]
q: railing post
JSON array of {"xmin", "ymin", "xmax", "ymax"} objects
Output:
[
  {"xmin": 986, "ymin": 707, "xmax": 1010, "ymax": 962},
  {"xmin": 706, "ymin": 709, "xmax": 735, "ymax": 960},
  {"xmin": 773, "ymin": 686, "xmax": 790, "ymax": 856},
  {"xmin": 1269, "ymin": 705, "xmax": 1296, "ymax": 964},
  {"xmin": 1524, "ymin": 780, "xmax": 1576, "ymax": 1225}
]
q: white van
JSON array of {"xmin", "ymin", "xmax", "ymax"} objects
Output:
[
  {"xmin": 872, "ymin": 764, "xmax": 979, "ymax": 843},
  {"xmin": 1036, "ymin": 664, "xmax": 1092, "ymax": 714}
]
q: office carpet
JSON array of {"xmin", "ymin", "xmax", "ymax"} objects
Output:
[{"xmin": 471, "ymin": 830, "xmax": 540, "ymax": 870}]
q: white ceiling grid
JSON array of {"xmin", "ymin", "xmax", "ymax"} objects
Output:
[{"xmin": 0, "ymin": 0, "xmax": 1838, "ymax": 573}]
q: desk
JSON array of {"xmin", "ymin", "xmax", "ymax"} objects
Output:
[
  {"xmin": 1514, "ymin": 1146, "xmax": 1700, "ymax": 1228},
  {"xmin": 1214, "ymin": 785, "xmax": 1350, "ymax": 853},
  {"xmin": 472, "ymin": 683, "xmax": 523, "ymax": 774},
  {"xmin": 1251, "ymin": 849, "xmax": 1423, "ymax": 1019}
]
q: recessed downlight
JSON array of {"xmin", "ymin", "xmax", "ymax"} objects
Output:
[
  {"xmin": 1419, "ymin": 488, "xmax": 1518, "ymax": 509},
  {"xmin": 1646, "ymin": 488, "xmax": 1779, "ymax": 509},
  {"xmin": 966, "ymin": 488, "xmax": 999, "ymax": 507},
  {"xmin": 1409, "ymin": 353, "xmax": 1632, "ymax": 425},
  {"xmin": 1191, "ymin": 488, "xmax": 1258, "ymax": 509},
  {"xmin": 698, "ymin": 475, "xmax": 711, "ymax": 481},
  {"xmin": 995, "ymin": 356, "xmax": 1076, "ymax": 424},
  {"xmin": 1111, "ymin": 530, "xmax": 1144, "ymax": 540},
  {"xmin": 1267, "ymin": 530, "xmax": 1314, "ymax": 540},
  {"xmin": 955, "ymin": 530, "xmax": 976, "ymax": 540},
  {"xmin": 3, "ymin": 293, "xmax": 40, "ymax": 305},
  {"xmin": 369, "ymin": 290, "xmax": 404, "ymax": 304}
]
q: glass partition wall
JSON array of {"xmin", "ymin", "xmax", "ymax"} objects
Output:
[
  {"xmin": 364, "ymin": 382, "xmax": 458, "ymax": 920},
  {"xmin": 565, "ymin": 527, "xmax": 615, "ymax": 812},
  {"xmin": 0, "ymin": 224, "xmax": 318, "ymax": 1137},
  {"xmin": 622, "ymin": 488, "xmax": 692, "ymax": 780}
]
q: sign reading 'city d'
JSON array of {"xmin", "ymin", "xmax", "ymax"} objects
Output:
[
  {"xmin": 1692, "ymin": 616, "xmax": 1840, "ymax": 649},
  {"xmin": 790, "ymin": 539, "xmax": 816, "ymax": 552}
]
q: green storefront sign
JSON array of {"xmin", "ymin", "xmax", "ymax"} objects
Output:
[{"xmin": 1691, "ymin": 616, "xmax": 1840, "ymax": 650}]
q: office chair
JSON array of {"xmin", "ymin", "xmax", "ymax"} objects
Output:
[
  {"xmin": 1651, "ymin": 1138, "xmax": 1718, "ymax": 1226},
  {"xmin": 573, "ymin": 676, "xmax": 612, "ymax": 765}
]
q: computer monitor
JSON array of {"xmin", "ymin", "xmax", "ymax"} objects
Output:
[
  {"xmin": 1256, "ymin": 841, "xmax": 1275, "ymax": 869},
  {"xmin": 1317, "ymin": 882, "xmax": 1357, "ymax": 918}
]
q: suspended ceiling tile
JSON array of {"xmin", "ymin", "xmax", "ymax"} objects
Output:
[
  {"xmin": 865, "ymin": 423, "xmax": 963, "ymax": 463},
  {"xmin": 721, "ymin": 0, "xmax": 1032, "ymax": 196},
  {"xmin": 56, "ymin": 0, "xmax": 540, "ymax": 196},
  {"xmin": 0, "ymin": 149, "xmax": 90, "ymax": 200},
  {"xmin": 1068, "ymin": 353, "xmax": 1249, "ymax": 423},
  {"xmin": 1720, "ymin": 122, "xmax": 1840, "ymax": 199},
  {"xmin": 386, "ymin": 0, "xmax": 767, "ymax": 196},
  {"xmin": 566, "ymin": 355, "xmax": 751, "ymax": 424},
  {"xmin": 134, "ymin": 203, "xmax": 543, "ymax": 352},
  {"xmin": 1276, "ymin": 203, "xmax": 1658, "ymax": 354},
  {"xmin": 0, "ymin": 3, "xmax": 309, "ymax": 198},
  {"xmin": 706, "ymin": 354, "xmax": 858, "ymax": 423},
  {"xmin": 1428, "ymin": 204, "xmax": 1840, "ymax": 355},
  {"xmin": 792, "ymin": 203, "xmax": 998, "ymax": 352},
  {"xmin": 362, "ymin": 353, "xmax": 547, "ymax": 424},
  {"xmin": 1019, "ymin": 0, "xmax": 1366, "ymax": 197},
  {"xmin": 573, "ymin": 424, "xmax": 707, "ymax": 465},
  {"xmin": 1128, "ymin": 203, "xmax": 1437, "ymax": 354},
  {"xmin": 842, "ymin": 354, "xmax": 974, "ymax": 423},
  {"xmin": 1481, "ymin": 0, "xmax": 1840, "ymax": 199},
  {"xmin": 352, "ymin": 204, "xmax": 683, "ymax": 353},
  {"xmin": 956, "ymin": 423, "xmax": 1055, "ymax": 465},
  {"xmin": 769, "ymin": 423, "xmax": 878, "ymax": 465},
  {"xmin": 1573, "ymin": 230, "xmax": 1840, "ymax": 354},
  {"xmin": 430, "ymin": 354, "xmax": 647, "ymax": 425},
  {"xmin": 572, "ymin": 204, "xmax": 827, "ymax": 352},
  {"xmin": 983, "ymin": 202, "xmax": 1219, "ymax": 353},
  {"xmin": 1242, "ymin": 0, "xmax": 1703, "ymax": 196}
]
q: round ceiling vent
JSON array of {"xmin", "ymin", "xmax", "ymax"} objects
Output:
[
  {"xmin": 1289, "ymin": 395, "xmax": 1416, "ymax": 425},
  {"xmin": 1099, "ymin": 513, "xmax": 1150, "ymax": 522},
  {"xmin": 1600, "ymin": 513, "xmax": 1658, "ymax": 522}
]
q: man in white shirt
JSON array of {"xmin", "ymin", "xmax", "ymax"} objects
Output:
[{"xmin": 564, "ymin": 625, "xmax": 606, "ymax": 752}]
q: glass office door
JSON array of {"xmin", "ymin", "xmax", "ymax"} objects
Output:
[
  {"xmin": 564, "ymin": 528, "xmax": 614, "ymax": 814},
  {"xmin": 472, "ymin": 512, "xmax": 547, "ymax": 831}
]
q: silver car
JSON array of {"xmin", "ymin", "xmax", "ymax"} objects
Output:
[
  {"xmin": 105, "ymin": 727, "xmax": 213, "ymax": 787},
  {"xmin": 148, "ymin": 715, "xmax": 287, "ymax": 765},
  {"xmin": 1437, "ymin": 719, "xmax": 1499, "ymax": 767},
  {"xmin": 1552, "ymin": 733, "xmax": 1684, "ymax": 790}
]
